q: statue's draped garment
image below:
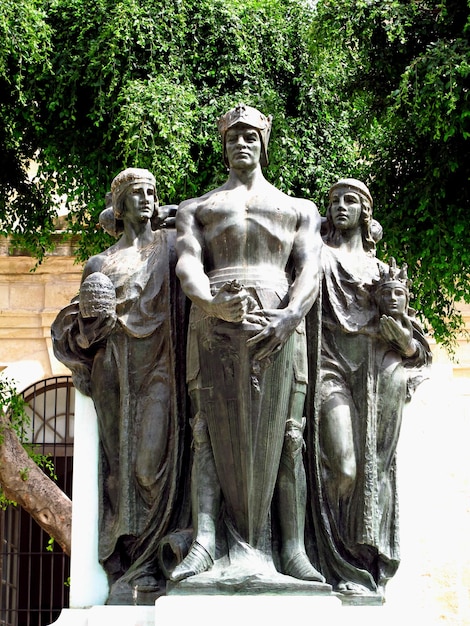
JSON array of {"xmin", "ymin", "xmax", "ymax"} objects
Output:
[
  {"xmin": 52, "ymin": 229, "xmax": 188, "ymax": 583},
  {"xmin": 306, "ymin": 246, "xmax": 431, "ymax": 591},
  {"xmin": 187, "ymin": 268, "xmax": 307, "ymax": 562}
]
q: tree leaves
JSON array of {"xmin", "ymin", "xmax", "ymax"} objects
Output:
[
  {"xmin": 0, "ymin": 0, "xmax": 469, "ymax": 346},
  {"xmin": 307, "ymin": 0, "xmax": 470, "ymax": 350}
]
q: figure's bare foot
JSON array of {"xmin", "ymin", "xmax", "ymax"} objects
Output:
[
  {"xmin": 282, "ymin": 551, "xmax": 325, "ymax": 583},
  {"xmin": 169, "ymin": 541, "xmax": 213, "ymax": 582}
]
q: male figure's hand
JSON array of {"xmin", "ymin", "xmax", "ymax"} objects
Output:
[
  {"xmin": 209, "ymin": 281, "xmax": 257, "ymax": 323},
  {"xmin": 246, "ymin": 308, "xmax": 299, "ymax": 361}
]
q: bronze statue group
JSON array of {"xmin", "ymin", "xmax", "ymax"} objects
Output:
[{"xmin": 52, "ymin": 104, "xmax": 431, "ymax": 605}]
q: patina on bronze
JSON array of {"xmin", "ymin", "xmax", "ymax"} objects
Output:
[
  {"xmin": 170, "ymin": 103, "xmax": 326, "ymax": 590},
  {"xmin": 52, "ymin": 168, "xmax": 188, "ymax": 604},
  {"xmin": 306, "ymin": 179, "xmax": 431, "ymax": 603}
]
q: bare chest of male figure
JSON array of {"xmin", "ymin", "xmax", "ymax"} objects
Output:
[{"xmin": 197, "ymin": 186, "xmax": 298, "ymax": 272}]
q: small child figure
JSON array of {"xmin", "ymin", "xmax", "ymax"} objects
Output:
[{"xmin": 375, "ymin": 258, "xmax": 418, "ymax": 359}]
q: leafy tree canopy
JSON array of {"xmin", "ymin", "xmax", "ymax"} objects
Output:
[
  {"xmin": 0, "ymin": 0, "xmax": 323, "ymax": 257},
  {"xmin": 308, "ymin": 0, "xmax": 470, "ymax": 349},
  {"xmin": 0, "ymin": 0, "xmax": 469, "ymax": 349}
]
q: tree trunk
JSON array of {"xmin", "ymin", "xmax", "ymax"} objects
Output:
[{"xmin": 0, "ymin": 412, "xmax": 72, "ymax": 555}]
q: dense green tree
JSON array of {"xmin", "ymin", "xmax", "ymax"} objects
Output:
[
  {"xmin": 0, "ymin": 0, "xmax": 53, "ymax": 251},
  {"xmin": 307, "ymin": 0, "xmax": 470, "ymax": 348},
  {"xmin": 1, "ymin": 0, "xmax": 469, "ymax": 348},
  {"xmin": 0, "ymin": 0, "xmax": 322, "ymax": 258}
]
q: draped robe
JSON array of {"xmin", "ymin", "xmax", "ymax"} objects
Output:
[
  {"xmin": 52, "ymin": 229, "xmax": 189, "ymax": 587},
  {"xmin": 306, "ymin": 246, "xmax": 431, "ymax": 593}
]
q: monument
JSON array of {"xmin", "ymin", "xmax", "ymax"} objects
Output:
[
  {"xmin": 169, "ymin": 103, "xmax": 327, "ymax": 593},
  {"xmin": 50, "ymin": 114, "xmax": 431, "ymax": 615}
]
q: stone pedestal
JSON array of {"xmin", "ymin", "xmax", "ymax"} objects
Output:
[
  {"xmin": 50, "ymin": 606, "xmax": 154, "ymax": 626},
  {"xmin": 51, "ymin": 595, "xmax": 444, "ymax": 626},
  {"xmin": 52, "ymin": 596, "xmax": 342, "ymax": 626},
  {"xmin": 157, "ymin": 596, "xmax": 342, "ymax": 624}
]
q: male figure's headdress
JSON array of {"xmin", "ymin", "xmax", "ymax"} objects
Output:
[{"xmin": 217, "ymin": 103, "xmax": 273, "ymax": 167}]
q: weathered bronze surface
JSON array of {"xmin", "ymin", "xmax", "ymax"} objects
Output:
[
  {"xmin": 169, "ymin": 104, "xmax": 326, "ymax": 591},
  {"xmin": 52, "ymin": 115, "xmax": 431, "ymax": 605},
  {"xmin": 52, "ymin": 169, "xmax": 189, "ymax": 604}
]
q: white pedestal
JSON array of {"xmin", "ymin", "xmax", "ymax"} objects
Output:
[
  {"xmin": 50, "ymin": 606, "xmax": 154, "ymax": 626},
  {"xmin": 51, "ymin": 595, "xmax": 342, "ymax": 626},
  {"xmin": 156, "ymin": 595, "xmax": 342, "ymax": 625},
  {"xmin": 52, "ymin": 594, "xmax": 445, "ymax": 626},
  {"xmin": 69, "ymin": 391, "xmax": 108, "ymax": 607}
]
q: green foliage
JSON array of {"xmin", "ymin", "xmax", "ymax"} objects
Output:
[
  {"xmin": 0, "ymin": 0, "xmax": 322, "ymax": 260},
  {"xmin": 307, "ymin": 0, "xmax": 470, "ymax": 351},
  {"xmin": 0, "ymin": 0, "xmax": 469, "ymax": 346},
  {"xmin": 0, "ymin": 0, "xmax": 54, "ymax": 260},
  {"xmin": 0, "ymin": 376, "xmax": 28, "ymax": 507},
  {"xmin": 0, "ymin": 376, "xmax": 29, "ymax": 443},
  {"xmin": 28, "ymin": 447, "xmax": 58, "ymax": 481},
  {"xmin": 371, "ymin": 3, "xmax": 470, "ymax": 351},
  {"xmin": 19, "ymin": 467, "xmax": 30, "ymax": 481},
  {"xmin": 0, "ymin": 497, "xmax": 17, "ymax": 511}
]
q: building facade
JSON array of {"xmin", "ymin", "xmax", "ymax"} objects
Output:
[{"xmin": 0, "ymin": 238, "xmax": 81, "ymax": 626}]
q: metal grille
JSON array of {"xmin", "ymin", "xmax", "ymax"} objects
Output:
[{"xmin": 0, "ymin": 376, "xmax": 74, "ymax": 626}]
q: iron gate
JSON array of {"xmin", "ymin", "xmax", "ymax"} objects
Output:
[{"xmin": 0, "ymin": 376, "xmax": 74, "ymax": 626}]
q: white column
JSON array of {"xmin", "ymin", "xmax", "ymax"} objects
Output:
[{"xmin": 69, "ymin": 391, "xmax": 108, "ymax": 607}]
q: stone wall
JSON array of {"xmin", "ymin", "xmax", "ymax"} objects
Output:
[{"xmin": 0, "ymin": 240, "xmax": 82, "ymax": 387}]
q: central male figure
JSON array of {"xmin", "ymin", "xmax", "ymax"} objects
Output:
[{"xmin": 172, "ymin": 104, "xmax": 323, "ymax": 584}]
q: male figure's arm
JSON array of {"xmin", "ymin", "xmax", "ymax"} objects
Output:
[
  {"xmin": 175, "ymin": 198, "xmax": 251, "ymax": 322},
  {"xmin": 247, "ymin": 199, "xmax": 322, "ymax": 360},
  {"xmin": 285, "ymin": 198, "xmax": 322, "ymax": 322}
]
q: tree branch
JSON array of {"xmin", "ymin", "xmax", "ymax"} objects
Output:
[{"xmin": 0, "ymin": 412, "xmax": 72, "ymax": 555}]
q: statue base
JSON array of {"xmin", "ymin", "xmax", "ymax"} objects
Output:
[
  {"xmin": 49, "ymin": 606, "xmax": 155, "ymax": 626},
  {"xmin": 167, "ymin": 570, "xmax": 331, "ymax": 596},
  {"xmin": 50, "ymin": 594, "xmax": 440, "ymax": 626},
  {"xmin": 336, "ymin": 590, "xmax": 385, "ymax": 606},
  {"xmin": 49, "ymin": 595, "xmax": 342, "ymax": 626}
]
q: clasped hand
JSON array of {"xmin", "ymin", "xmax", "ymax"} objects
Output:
[
  {"xmin": 209, "ymin": 281, "xmax": 299, "ymax": 361},
  {"xmin": 209, "ymin": 282, "xmax": 256, "ymax": 323}
]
